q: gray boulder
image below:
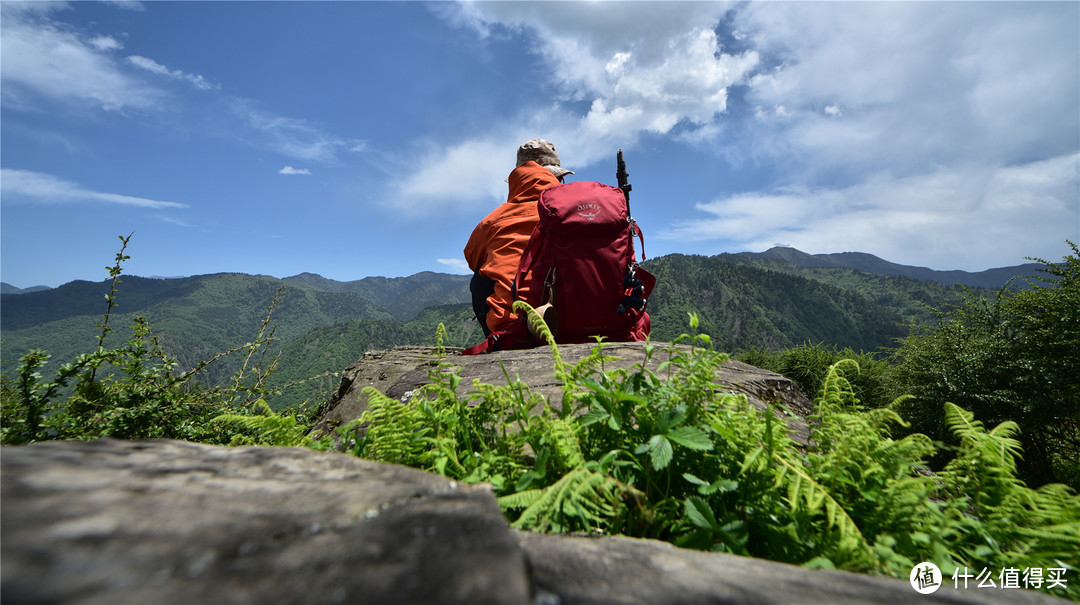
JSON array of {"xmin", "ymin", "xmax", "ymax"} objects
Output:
[
  {"xmin": 312, "ymin": 343, "xmax": 814, "ymax": 446},
  {"xmin": 2, "ymin": 439, "xmax": 529, "ymax": 604},
  {"xmin": 2, "ymin": 439, "xmax": 1066, "ymax": 604}
]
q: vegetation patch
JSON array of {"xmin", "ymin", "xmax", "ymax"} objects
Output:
[{"xmin": 3, "ymin": 237, "xmax": 1076, "ymax": 600}]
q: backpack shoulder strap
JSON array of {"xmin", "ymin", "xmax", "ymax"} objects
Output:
[{"xmin": 511, "ymin": 223, "xmax": 544, "ymax": 302}]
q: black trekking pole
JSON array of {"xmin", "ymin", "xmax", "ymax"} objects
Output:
[
  {"xmin": 615, "ymin": 149, "xmax": 647, "ymax": 315},
  {"xmin": 616, "ymin": 149, "xmax": 632, "ymax": 218}
]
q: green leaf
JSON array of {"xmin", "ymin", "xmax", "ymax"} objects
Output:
[
  {"xmin": 683, "ymin": 473, "xmax": 709, "ymax": 486},
  {"xmin": 667, "ymin": 426, "xmax": 713, "ymax": 451},
  {"xmin": 703, "ymin": 478, "xmax": 738, "ymax": 495},
  {"xmin": 607, "ymin": 414, "xmax": 622, "ymax": 431},
  {"xmin": 579, "ymin": 409, "xmax": 609, "ymax": 428},
  {"xmin": 684, "ymin": 496, "xmax": 719, "ymax": 531},
  {"xmin": 649, "ymin": 435, "xmax": 674, "ymax": 471}
]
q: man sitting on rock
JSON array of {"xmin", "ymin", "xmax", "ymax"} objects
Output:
[{"xmin": 464, "ymin": 139, "xmax": 573, "ymax": 336}]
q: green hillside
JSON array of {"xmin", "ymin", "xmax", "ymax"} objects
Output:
[
  {"xmin": 282, "ymin": 271, "xmax": 470, "ymax": 320},
  {"xmin": 0, "ymin": 273, "xmax": 397, "ymax": 386},
  {"xmin": 643, "ymin": 254, "xmax": 908, "ymax": 352},
  {"xmin": 265, "ymin": 304, "xmax": 481, "ymax": 409},
  {"xmin": 734, "ymin": 246, "xmax": 1042, "ymax": 289},
  {"xmin": 715, "ymin": 252, "xmax": 983, "ymax": 326},
  {"xmin": 1, "ymin": 250, "xmax": 1021, "ymax": 411}
]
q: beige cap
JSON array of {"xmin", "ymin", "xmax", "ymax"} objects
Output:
[{"xmin": 515, "ymin": 139, "xmax": 574, "ymax": 179}]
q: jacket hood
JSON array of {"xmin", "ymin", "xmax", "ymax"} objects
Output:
[{"xmin": 506, "ymin": 161, "xmax": 561, "ymax": 205}]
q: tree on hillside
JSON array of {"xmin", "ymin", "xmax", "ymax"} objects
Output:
[{"xmin": 891, "ymin": 242, "xmax": 1079, "ymax": 487}]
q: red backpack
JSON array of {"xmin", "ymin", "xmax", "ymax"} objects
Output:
[{"xmin": 463, "ymin": 179, "xmax": 655, "ymax": 355}]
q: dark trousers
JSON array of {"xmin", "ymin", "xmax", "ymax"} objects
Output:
[{"xmin": 470, "ymin": 272, "xmax": 496, "ymax": 337}]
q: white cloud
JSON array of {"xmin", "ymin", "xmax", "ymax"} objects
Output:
[
  {"xmin": 733, "ymin": 2, "xmax": 1079, "ymax": 176},
  {"xmin": 279, "ymin": 166, "xmax": 311, "ymax": 176},
  {"xmin": 127, "ymin": 55, "xmax": 218, "ymax": 91},
  {"xmin": 436, "ymin": 258, "xmax": 471, "ymax": 274},
  {"xmin": 89, "ymin": 35, "xmax": 123, "ymax": 52},
  {"xmin": 0, "ymin": 168, "xmax": 188, "ymax": 210},
  {"xmin": 475, "ymin": 2, "xmax": 757, "ymax": 141},
  {"xmin": 0, "ymin": 5, "xmax": 163, "ymax": 112},
  {"xmin": 395, "ymin": 137, "xmax": 510, "ymax": 215},
  {"xmin": 229, "ymin": 99, "xmax": 365, "ymax": 164},
  {"xmin": 662, "ymin": 154, "xmax": 1080, "ymax": 271},
  {"xmin": 101, "ymin": 1, "xmax": 145, "ymax": 11},
  {"xmin": 0, "ymin": 2, "xmax": 362, "ymax": 168},
  {"xmin": 402, "ymin": 2, "xmax": 755, "ymax": 211}
]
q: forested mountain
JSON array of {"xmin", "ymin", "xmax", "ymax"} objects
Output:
[
  {"xmin": 731, "ymin": 246, "xmax": 1042, "ymax": 290},
  {"xmin": 643, "ymin": 254, "xmax": 909, "ymax": 351},
  {"xmin": 1, "ymin": 274, "xmax": 400, "ymax": 385},
  {"xmin": 0, "ymin": 282, "xmax": 51, "ymax": 295},
  {"xmin": 282, "ymin": 272, "xmax": 471, "ymax": 321},
  {"xmin": 2, "ymin": 249, "xmax": 1024, "ymax": 408}
]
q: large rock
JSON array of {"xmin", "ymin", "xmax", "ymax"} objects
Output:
[
  {"xmin": 2, "ymin": 439, "xmax": 1066, "ymax": 604},
  {"xmin": 312, "ymin": 343, "xmax": 814, "ymax": 446},
  {"xmin": 1, "ymin": 439, "xmax": 528, "ymax": 605}
]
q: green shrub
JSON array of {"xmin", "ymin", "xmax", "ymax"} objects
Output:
[
  {"xmin": 736, "ymin": 341, "xmax": 896, "ymax": 410},
  {"xmin": 0, "ymin": 234, "xmax": 321, "ymax": 446},
  {"xmin": 891, "ymin": 242, "xmax": 1080, "ymax": 487}
]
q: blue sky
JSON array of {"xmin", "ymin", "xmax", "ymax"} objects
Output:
[{"xmin": 2, "ymin": 1, "xmax": 1077, "ymax": 289}]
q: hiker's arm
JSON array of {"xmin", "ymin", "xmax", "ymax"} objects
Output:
[{"xmin": 463, "ymin": 222, "xmax": 488, "ymax": 272}]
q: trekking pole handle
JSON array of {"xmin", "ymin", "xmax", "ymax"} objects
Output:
[{"xmin": 616, "ymin": 149, "xmax": 632, "ymax": 215}]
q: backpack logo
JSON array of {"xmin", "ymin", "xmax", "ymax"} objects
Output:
[{"xmin": 577, "ymin": 203, "xmax": 601, "ymax": 221}]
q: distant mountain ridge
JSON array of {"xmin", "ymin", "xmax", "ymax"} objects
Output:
[
  {"xmin": 1, "ymin": 249, "xmax": 1048, "ymax": 410},
  {"xmin": 0, "ymin": 282, "xmax": 51, "ymax": 295},
  {"xmin": 734, "ymin": 247, "xmax": 1042, "ymax": 290},
  {"xmin": 282, "ymin": 271, "xmax": 470, "ymax": 320},
  {"xmin": 2, "ymin": 247, "xmax": 1041, "ymax": 295}
]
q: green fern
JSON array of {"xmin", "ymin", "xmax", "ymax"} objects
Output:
[
  {"xmin": 498, "ymin": 465, "xmax": 636, "ymax": 533},
  {"xmin": 213, "ymin": 398, "xmax": 317, "ymax": 447},
  {"xmin": 938, "ymin": 402, "xmax": 1080, "ymax": 587},
  {"xmin": 355, "ymin": 387, "xmax": 432, "ymax": 466}
]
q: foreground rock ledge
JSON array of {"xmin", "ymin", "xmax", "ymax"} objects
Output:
[
  {"xmin": 2, "ymin": 439, "xmax": 1064, "ymax": 604},
  {"xmin": 313, "ymin": 343, "xmax": 816, "ymax": 446}
]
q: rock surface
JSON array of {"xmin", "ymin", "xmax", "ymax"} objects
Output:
[
  {"xmin": 312, "ymin": 343, "xmax": 815, "ymax": 446},
  {"xmin": 2, "ymin": 439, "xmax": 1066, "ymax": 604}
]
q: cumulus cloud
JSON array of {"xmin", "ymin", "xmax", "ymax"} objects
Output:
[
  {"xmin": 395, "ymin": 137, "xmax": 511, "ymax": 215},
  {"xmin": 663, "ymin": 154, "xmax": 1080, "ymax": 271},
  {"xmin": 733, "ymin": 2, "xmax": 1079, "ymax": 178},
  {"xmin": 0, "ymin": 168, "xmax": 188, "ymax": 210},
  {"xmin": 279, "ymin": 166, "xmax": 311, "ymax": 175},
  {"xmin": 398, "ymin": 1, "xmax": 755, "ymax": 211}
]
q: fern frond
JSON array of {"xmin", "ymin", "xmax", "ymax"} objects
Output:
[
  {"xmin": 773, "ymin": 453, "xmax": 875, "ymax": 563},
  {"xmin": 497, "ymin": 488, "xmax": 544, "ymax": 510},
  {"xmin": 358, "ymin": 387, "xmax": 431, "ymax": 465},
  {"xmin": 503, "ymin": 467, "xmax": 632, "ymax": 533},
  {"xmin": 546, "ymin": 418, "xmax": 585, "ymax": 469},
  {"xmin": 816, "ymin": 359, "xmax": 861, "ymax": 413},
  {"xmin": 212, "ymin": 398, "xmax": 306, "ymax": 446}
]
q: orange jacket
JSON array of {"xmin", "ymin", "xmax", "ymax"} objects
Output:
[{"xmin": 464, "ymin": 161, "xmax": 561, "ymax": 333}]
